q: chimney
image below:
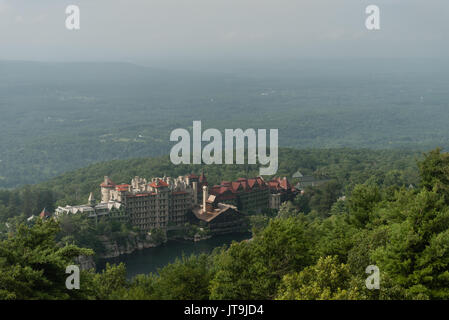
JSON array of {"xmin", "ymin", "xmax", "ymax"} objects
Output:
[
  {"xmin": 192, "ymin": 181, "xmax": 198, "ymax": 205},
  {"xmin": 202, "ymin": 185, "xmax": 208, "ymax": 213}
]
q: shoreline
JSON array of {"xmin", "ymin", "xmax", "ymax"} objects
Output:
[{"xmin": 94, "ymin": 232, "xmax": 252, "ymax": 277}]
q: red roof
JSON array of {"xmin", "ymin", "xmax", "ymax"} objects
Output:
[
  {"xmin": 116, "ymin": 184, "xmax": 130, "ymax": 192},
  {"xmin": 268, "ymin": 181, "xmax": 280, "ymax": 189},
  {"xmin": 247, "ymin": 178, "xmax": 257, "ymax": 188},
  {"xmin": 232, "ymin": 181, "xmax": 247, "ymax": 191},
  {"xmin": 268, "ymin": 177, "xmax": 294, "ymax": 191},
  {"xmin": 149, "ymin": 179, "xmax": 169, "ymax": 188},
  {"xmin": 209, "ymin": 176, "xmax": 270, "ymax": 199},
  {"xmin": 100, "ymin": 176, "xmax": 116, "ymax": 187},
  {"xmin": 209, "ymin": 175, "xmax": 279, "ymax": 200},
  {"xmin": 39, "ymin": 208, "xmax": 51, "ymax": 219},
  {"xmin": 273, "ymin": 177, "xmax": 291, "ymax": 190}
]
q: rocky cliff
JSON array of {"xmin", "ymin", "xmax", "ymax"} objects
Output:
[{"xmin": 98, "ymin": 233, "xmax": 162, "ymax": 259}]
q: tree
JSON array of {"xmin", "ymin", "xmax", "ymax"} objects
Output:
[
  {"xmin": 211, "ymin": 216, "xmax": 317, "ymax": 299},
  {"xmin": 276, "ymin": 201, "xmax": 300, "ymax": 219},
  {"xmin": 313, "ymin": 214, "xmax": 357, "ymax": 263},
  {"xmin": 249, "ymin": 215, "xmax": 270, "ymax": 236},
  {"xmin": 370, "ymin": 189, "xmax": 449, "ymax": 299},
  {"xmin": 418, "ymin": 148, "xmax": 449, "ymax": 202},
  {"xmin": 0, "ymin": 219, "xmax": 93, "ymax": 300},
  {"xmin": 151, "ymin": 254, "xmax": 212, "ymax": 300},
  {"xmin": 210, "ymin": 242, "xmax": 256, "ymax": 300},
  {"xmin": 276, "ymin": 256, "xmax": 361, "ymax": 300},
  {"xmin": 92, "ymin": 263, "xmax": 128, "ymax": 299},
  {"xmin": 347, "ymin": 184, "xmax": 381, "ymax": 227}
]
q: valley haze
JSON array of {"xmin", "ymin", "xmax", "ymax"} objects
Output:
[{"xmin": 1, "ymin": 59, "xmax": 448, "ymax": 188}]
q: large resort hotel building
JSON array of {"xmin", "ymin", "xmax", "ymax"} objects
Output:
[{"xmin": 55, "ymin": 172, "xmax": 297, "ymax": 232}]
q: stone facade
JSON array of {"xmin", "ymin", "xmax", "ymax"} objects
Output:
[
  {"xmin": 55, "ymin": 192, "xmax": 127, "ymax": 223},
  {"xmin": 100, "ymin": 175, "xmax": 194, "ymax": 231},
  {"xmin": 55, "ymin": 173, "xmax": 297, "ymax": 232},
  {"xmin": 267, "ymin": 177, "xmax": 298, "ymax": 209},
  {"xmin": 269, "ymin": 193, "xmax": 281, "ymax": 210}
]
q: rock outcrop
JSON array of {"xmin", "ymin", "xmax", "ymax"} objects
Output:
[
  {"xmin": 75, "ymin": 255, "xmax": 96, "ymax": 270},
  {"xmin": 98, "ymin": 233, "xmax": 162, "ymax": 259}
]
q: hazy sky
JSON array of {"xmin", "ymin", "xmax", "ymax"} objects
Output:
[{"xmin": 0, "ymin": 0, "xmax": 447, "ymax": 69}]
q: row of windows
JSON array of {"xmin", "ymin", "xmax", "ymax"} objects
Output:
[
  {"xmin": 132, "ymin": 218, "xmax": 167, "ymax": 223},
  {"xmin": 128, "ymin": 205, "xmax": 168, "ymax": 210},
  {"xmin": 171, "ymin": 200, "xmax": 191, "ymax": 205},
  {"xmin": 128, "ymin": 200, "xmax": 168, "ymax": 205},
  {"xmin": 169, "ymin": 206, "xmax": 190, "ymax": 210},
  {"xmin": 130, "ymin": 210, "xmax": 188, "ymax": 219}
]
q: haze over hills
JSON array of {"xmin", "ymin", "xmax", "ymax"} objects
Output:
[{"xmin": 0, "ymin": 59, "xmax": 448, "ymax": 188}]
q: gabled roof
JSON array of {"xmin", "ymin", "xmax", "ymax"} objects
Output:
[
  {"xmin": 280, "ymin": 177, "xmax": 291, "ymax": 189},
  {"xmin": 149, "ymin": 179, "xmax": 169, "ymax": 188},
  {"xmin": 269, "ymin": 177, "xmax": 292, "ymax": 191},
  {"xmin": 293, "ymin": 171, "xmax": 303, "ymax": 178},
  {"xmin": 247, "ymin": 178, "xmax": 258, "ymax": 188},
  {"xmin": 209, "ymin": 176, "xmax": 271, "ymax": 198},
  {"xmin": 231, "ymin": 181, "xmax": 242, "ymax": 191},
  {"xmin": 210, "ymin": 185, "xmax": 235, "ymax": 196},
  {"xmin": 268, "ymin": 180, "xmax": 281, "ymax": 189},
  {"xmin": 39, "ymin": 208, "xmax": 51, "ymax": 219}
]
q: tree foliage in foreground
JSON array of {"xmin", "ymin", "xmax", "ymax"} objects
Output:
[
  {"xmin": 0, "ymin": 219, "xmax": 93, "ymax": 299},
  {"xmin": 3, "ymin": 148, "xmax": 449, "ymax": 300}
]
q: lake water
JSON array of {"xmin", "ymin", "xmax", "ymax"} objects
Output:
[{"xmin": 97, "ymin": 233, "xmax": 251, "ymax": 279}]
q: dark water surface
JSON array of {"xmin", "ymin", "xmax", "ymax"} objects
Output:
[{"xmin": 97, "ymin": 233, "xmax": 251, "ymax": 279}]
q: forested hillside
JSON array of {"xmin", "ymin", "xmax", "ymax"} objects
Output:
[
  {"xmin": 0, "ymin": 147, "xmax": 421, "ymax": 228},
  {"xmin": 1, "ymin": 60, "xmax": 448, "ymax": 188},
  {"xmin": 2, "ymin": 148, "xmax": 449, "ymax": 300}
]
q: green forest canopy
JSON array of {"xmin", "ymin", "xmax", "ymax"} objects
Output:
[
  {"xmin": 2, "ymin": 148, "xmax": 449, "ymax": 300},
  {"xmin": 1, "ymin": 60, "xmax": 448, "ymax": 188},
  {"xmin": 0, "ymin": 147, "xmax": 421, "ymax": 223}
]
